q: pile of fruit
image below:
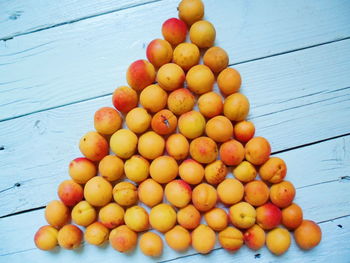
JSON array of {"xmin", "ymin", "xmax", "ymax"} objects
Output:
[{"xmin": 34, "ymin": 0, "xmax": 322, "ymax": 257}]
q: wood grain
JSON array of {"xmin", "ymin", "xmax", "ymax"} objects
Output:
[
  {"xmin": 1, "ymin": 0, "xmax": 350, "ymax": 120},
  {"xmin": 0, "ymin": 179, "xmax": 349, "ymax": 261},
  {"xmin": 0, "ymin": 0, "xmax": 160, "ymax": 40},
  {"xmin": 1, "ymin": 40, "xmax": 350, "ymax": 216}
]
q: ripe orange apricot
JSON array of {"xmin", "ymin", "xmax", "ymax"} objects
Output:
[
  {"xmin": 256, "ymin": 202, "xmax": 282, "ymax": 230},
  {"xmin": 192, "ymin": 224, "xmax": 216, "ymax": 254},
  {"xmin": 190, "ymin": 136, "xmax": 218, "ymax": 164},
  {"xmin": 229, "ymin": 202, "xmax": 256, "ymax": 229},
  {"xmin": 57, "ymin": 224, "xmax": 83, "ymax": 250},
  {"xmin": 177, "ymin": 204, "xmax": 201, "ymax": 230},
  {"xmin": 173, "ymin": 43, "xmax": 200, "ymax": 71},
  {"xmin": 217, "ymin": 68, "xmax": 241, "ymax": 95},
  {"xmin": 79, "ymin": 131, "xmax": 108, "ymax": 161},
  {"xmin": 151, "ymin": 109, "xmax": 177, "ymax": 135},
  {"xmin": 244, "ymin": 224, "xmax": 266, "ymax": 251},
  {"xmin": 165, "ymin": 180, "xmax": 192, "ymax": 208},
  {"xmin": 167, "ymin": 88, "xmax": 195, "ymax": 115},
  {"xmin": 294, "ymin": 220, "xmax": 322, "ymax": 250},
  {"xmin": 223, "ymin": 93, "xmax": 250, "ymax": 121},
  {"xmin": 45, "ymin": 200, "xmax": 70, "ymax": 228},
  {"xmin": 125, "ymin": 107, "xmax": 152, "ymax": 134},
  {"xmin": 69, "ymin": 157, "xmax": 96, "ymax": 184},
  {"xmin": 113, "ymin": 182, "xmax": 138, "ymax": 207},
  {"xmin": 190, "ymin": 20, "xmax": 216, "ymax": 48},
  {"xmin": 34, "ymin": 225, "xmax": 58, "ymax": 251},
  {"xmin": 259, "ymin": 157, "xmax": 287, "ymax": 183},
  {"xmin": 205, "ymin": 115, "xmax": 233, "ymax": 142},
  {"xmin": 112, "ymin": 86, "xmax": 138, "ymax": 113},
  {"xmin": 165, "ymin": 225, "xmax": 191, "ymax": 252},
  {"xmin": 157, "ymin": 63, "xmax": 185, "ymax": 91},
  {"xmin": 140, "ymin": 84, "xmax": 168, "ymax": 113},
  {"xmin": 109, "ymin": 225, "xmax": 137, "ymax": 253},
  {"xmin": 139, "ymin": 232, "xmax": 163, "ymax": 257},
  {"xmin": 270, "ymin": 181, "xmax": 296, "ymax": 208},
  {"xmin": 245, "ymin": 137, "xmax": 271, "ymax": 165},
  {"xmin": 179, "ymin": 159, "xmax": 204, "ymax": 185},
  {"xmin": 150, "ymin": 156, "xmax": 178, "ymax": 184},
  {"xmin": 162, "ymin": 18, "xmax": 188, "ymax": 46},
  {"xmin": 219, "ymin": 139, "xmax": 245, "ymax": 166},
  {"xmin": 218, "ymin": 226, "xmax": 244, "ymax": 252},
  {"xmin": 94, "ymin": 107, "xmax": 122, "ymax": 135},
  {"xmin": 58, "ymin": 180, "xmax": 84, "ymax": 207},
  {"xmin": 186, "ymin": 65, "xmax": 215, "ymax": 94},
  {"xmin": 146, "ymin": 39, "xmax": 173, "ymax": 68},
  {"xmin": 149, "ymin": 204, "xmax": 177, "ymax": 233},
  {"xmin": 244, "ymin": 180, "xmax": 270, "ymax": 207},
  {"xmin": 204, "ymin": 208, "xmax": 228, "ymax": 231},
  {"xmin": 98, "ymin": 155, "xmax": 124, "ymax": 182},
  {"xmin": 124, "ymin": 155, "xmax": 149, "ymax": 183},
  {"xmin": 233, "ymin": 161, "xmax": 257, "ymax": 183},
  {"xmin": 198, "ymin": 91, "xmax": 223, "ymax": 118},
  {"xmin": 266, "ymin": 228, "xmax": 291, "ymax": 255},
  {"xmin": 233, "ymin": 120, "xmax": 255, "ymax": 143},
  {"xmin": 126, "ymin": 59, "xmax": 156, "ymax": 91},
  {"xmin": 204, "ymin": 160, "xmax": 227, "ymax": 185},
  {"xmin": 84, "ymin": 176, "xmax": 112, "ymax": 207},
  {"xmin": 203, "ymin": 46, "xmax": 229, "ymax": 73},
  {"xmin": 282, "ymin": 203, "xmax": 303, "ymax": 230},
  {"xmin": 192, "ymin": 183, "xmax": 217, "ymax": 212},
  {"xmin": 178, "ymin": 110, "xmax": 206, "ymax": 139},
  {"xmin": 138, "ymin": 131, "xmax": 165, "ymax": 160},
  {"xmin": 217, "ymin": 178, "xmax": 244, "ymax": 205},
  {"xmin": 178, "ymin": 0, "xmax": 204, "ymax": 26},
  {"xmin": 166, "ymin": 133, "xmax": 189, "ymax": 160},
  {"xmin": 138, "ymin": 179, "xmax": 163, "ymax": 207},
  {"xmin": 110, "ymin": 129, "xmax": 138, "ymax": 159}
]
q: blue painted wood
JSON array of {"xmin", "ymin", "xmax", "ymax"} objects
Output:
[{"xmin": 0, "ymin": 0, "xmax": 350, "ymax": 120}]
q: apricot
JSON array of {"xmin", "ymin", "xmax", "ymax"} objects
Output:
[
  {"xmin": 186, "ymin": 65, "xmax": 215, "ymax": 94},
  {"xmin": 94, "ymin": 107, "xmax": 122, "ymax": 135},
  {"xmin": 177, "ymin": 204, "xmax": 201, "ymax": 230},
  {"xmin": 162, "ymin": 17, "xmax": 187, "ymax": 46},
  {"xmin": 190, "ymin": 136, "xmax": 218, "ymax": 164},
  {"xmin": 125, "ymin": 107, "xmax": 151, "ymax": 134},
  {"xmin": 204, "ymin": 208, "xmax": 228, "ymax": 231},
  {"xmin": 139, "ymin": 232, "xmax": 163, "ymax": 257},
  {"xmin": 45, "ymin": 200, "xmax": 70, "ymax": 228},
  {"xmin": 198, "ymin": 91, "xmax": 223, "ymax": 118},
  {"xmin": 110, "ymin": 129, "xmax": 138, "ymax": 159},
  {"xmin": 219, "ymin": 139, "xmax": 245, "ymax": 166},
  {"xmin": 140, "ymin": 84, "xmax": 167, "ymax": 113},
  {"xmin": 150, "ymin": 156, "xmax": 178, "ymax": 184},
  {"xmin": 149, "ymin": 203, "xmax": 176, "ymax": 232},
  {"xmin": 151, "ymin": 109, "xmax": 177, "ymax": 135},
  {"xmin": 138, "ymin": 179, "xmax": 163, "ymax": 207},
  {"xmin": 124, "ymin": 206, "xmax": 149, "ymax": 232},
  {"xmin": 259, "ymin": 157, "xmax": 287, "ymax": 184},
  {"xmin": 34, "ymin": 225, "xmax": 58, "ymax": 251},
  {"xmin": 84, "ymin": 176, "xmax": 112, "ymax": 207},
  {"xmin": 233, "ymin": 120, "xmax": 255, "ymax": 143},
  {"xmin": 124, "ymin": 155, "xmax": 149, "ymax": 183},
  {"xmin": 79, "ymin": 131, "xmax": 108, "ymax": 161},
  {"xmin": 173, "ymin": 43, "xmax": 200, "ymax": 71},
  {"xmin": 205, "ymin": 116, "xmax": 233, "ymax": 142},
  {"xmin": 99, "ymin": 202, "xmax": 125, "ymax": 229},
  {"xmin": 245, "ymin": 137, "xmax": 271, "ymax": 165},
  {"xmin": 256, "ymin": 202, "xmax": 282, "ymax": 230},
  {"xmin": 71, "ymin": 201, "xmax": 96, "ymax": 227},
  {"xmin": 57, "ymin": 224, "xmax": 83, "ymax": 250},
  {"xmin": 270, "ymin": 181, "xmax": 296, "ymax": 208},
  {"xmin": 179, "ymin": 159, "xmax": 204, "ymax": 185},
  {"xmin": 218, "ymin": 226, "xmax": 244, "ymax": 251},
  {"xmin": 112, "ymin": 86, "xmax": 138, "ymax": 113},
  {"xmin": 138, "ymin": 131, "xmax": 165, "ymax": 160},
  {"xmin": 294, "ymin": 220, "xmax": 322, "ymax": 250},
  {"xmin": 190, "ymin": 20, "xmax": 215, "ymax": 48},
  {"xmin": 192, "ymin": 224, "xmax": 216, "ymax": 254},
  {"xmin": 167, "ymin": 88, "xmax": 195, "ymax": 115},
  {"xmin": 165, "ymin": 225, "xmax": 191, "ymax": 252},
  {"xmin": 109, "ymin": 225, "xmax": 137, "ymax": 253},
  {"xmin": 69, "ymin": 157, "xmax": 96, "ymax": 184},
  {"xmin": 166, "ymin": 133, "xmax": 189, "ymax": 160},
  {"xmin": 217, "ymin": 68, "xmax": 241, "ymax": 95},
  {"xmin": 204, "ymin": 160, "xmax": 227, "ymax": 185},
  {"xmin": 217, "ymin": 178, "xmax": 244, "ymax": 205},
  {"xmin": 244, "ymin": 180, "xmax": 270, "ymax": 207},
  {"xmin": 98, "ymin": 155, "xmax": 124, "ymax": 182},
  {"xmin": 146, "ymin": 39, "xmax": 173, "ymax": 68},
  {"xmin": 192, "ymin": 183, "xmax": 217, "ymax": 212},
  {"xmin": 84, "ymin": 222, "xmax": 109, "ymax": 246},
  {"xmin": 165, "ymin": 180, "xmax": 192, "ymax": 208},
  {"xmin": 244, "ymin": 224, "xmax": 266, "ymax": 250},
  {"xmin": 203, "ymin": 46, "xmax": 229, "ymax": 73},
  {"xmin": 157, "ymin": 63, "xmax": 185, "ymax": 91},
  {"xmin": 178, "ymin": 110, "xmax": 206, "ymax": 139},
  {"xmin": 223, "ymin": 93, "xmax": 250, "ymax": 121},
  {"xmin": 178, "ymin": 0, "xmax": 204, "ymax": 26},
  {"xmin": 58, "ymin": 180, "xmax": 83, "ymax": 207},
  {"xmin": 233, "ymin": 161, "xmax": 257, "ymax": 183},
  {"xmin": 266, "ymin": 227, "xmax": 291, "ymax": 255},
  {"xmin": 229, "ymin": 202, "xmax": 256, "ymax": 229},
  {"xmin": 126, "ymin": 59, "xmax": 156, "ymax": 91},
  {"xmin": 282, "ymin": 203, "xmax": 303, "ymax": 230},
  {"xmin": 113, "ymin": 182, "xmax": 138, "ymax": 207}
]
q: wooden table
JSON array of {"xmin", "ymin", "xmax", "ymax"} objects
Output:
[{"xmin": 1, "ymin": 0, "xmax": 350, "ymax": 262}]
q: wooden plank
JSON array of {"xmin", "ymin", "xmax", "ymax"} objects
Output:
[
  {"xmin": 1, "ymin": 39, "xmax": 350, "ymax": 216},
  {"xmin": 0, "ymin": 179, "xmax": 349, "ymax": 262},
  {"xmin": 0, "ymin": 0, "xmax": 160, "ymax": 40},
  {"xmin": 1, "ymin": 0, "xmax": 350, "ymax": 120}
]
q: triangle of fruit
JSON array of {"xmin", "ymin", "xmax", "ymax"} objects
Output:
[{"xmin": 34, "ymin": 0, "xmax": 322, "ymax": 257}]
